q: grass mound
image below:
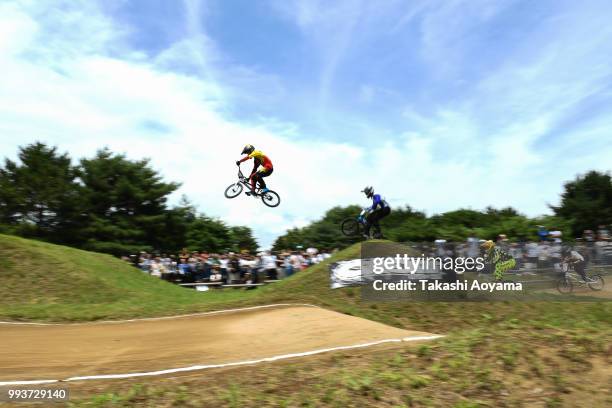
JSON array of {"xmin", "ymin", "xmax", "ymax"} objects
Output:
[
  {"xmin": 0, "ymin": 234, "xmax": 254, "ymax": 321},
  {"xmin": 1, "ymin": 235, "xmax": 612, "ymax": 406},
  {"xmin": 0, "ymin": 234, "xmax": 375, "ymax": 321}
]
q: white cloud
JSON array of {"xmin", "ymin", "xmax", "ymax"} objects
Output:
[
  {"xmin": 1, "ymin": 0, "xmax": 612, "ymax": 249},
  {"xmin": 0, "ymin": 0, "xmax": 371, "ymax": 248}
]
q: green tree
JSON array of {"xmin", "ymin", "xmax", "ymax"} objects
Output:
[
  {"xmin": 163, "ymin": 198, "xmax": 258, "ymax": 254},
  {"xmin": 383, "ymin": 206, "xmax": 431, "ymax": 241},
  {"xmin": 159, "ymin": 196, "xmax": 197, "ymax": 253},
  {"xmin": 272, "ymin": 205, "xmax": 364, "ymax": 251},
  {"xmin": 0, "ymin": 142, "xmax": 81, "ymax": 242},
  {"xmin": 185, "ymin": 215, "xmax": 232, "ymax": 253},
  {"xmin": 229, "ymin": 226, "xmax": 258, "ymax": 253},
  {"xmin": 551, "ymin": 171, "xmax": 612, "ymax": 235},
  {"xmin": 79, "ymin": 149, "xmax": 180, "ymax": 255}
]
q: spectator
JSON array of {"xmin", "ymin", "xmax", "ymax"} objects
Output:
[
  {"xmin": 219, "ymin": 254, "xmax": 229, "ymax": 284},
  {"xmin": 509, "ymin": 243, "xmax": 523, "ymax": 270},
  {"xmin": 261, "ymin": 251, "xmax": 278, "ymax": 280},
  {"xmin": 228, "ymin": 253, "xmax": 241, "ymax": 283},
  {"xmin": 466, "ymin": 237, "xmax": 480, "ymax": 259},
  {"xmin": 497, "ymin": 234, "xmax": 509, "ymax": 251},
  {"xmin": 281, "ymin": 253, "xmax": 293, "ymax": 277},
  {"xmin": 209, "ymin": 265, "xmax": 222, "ymax": 282},
  {"xmin": 434, "ymin": 239, "xmax": 446, "ymax": 257},
  {"xmin": 549, "ymin": 230, "xmax": 562, "ymax": 243},
  {"xmin": 597, "ymin": 225, "xmax": 610, "ymax": 241},
  {"xmin": 602, "ymin": 238, "xmax": 612, "ymax": 265},
  {"xmin": 290, "ymin": 251, "xmax": 303, "ymax": 272},
  {"xmin": 537, "ymin": 241, "xmax": 551, "ymax": 270},
  {"xmin": 124, "ymin": 247, "xmax": 333, "ymax": 285},
  {"xmin": 523, "ymin": 241, "xmax": 538, "ymax": 270},
  {"xmin": 178, "ymin": 258, "xmax": 190, "ymax": 276},
  {"xmin": 150, "ymin": 257, "xmax": 164, "ymax": 278},
  {"xmin": 537, "ymin": 225, "xmax": 549, "ymax": 241},
  {"xmin": 138, "ymin": 252, "xmax": 151, "ymax": 273},
  {"xmin": 549, "ymin": 241, "xmax": 562, "ymax": 271},
  {"xmin": 594, "ymin": 237, "xmax": 607, "ymax": 264}
]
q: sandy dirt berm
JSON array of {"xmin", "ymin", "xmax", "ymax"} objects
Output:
[{"xmin": 0, "ymin": 305, "xmax": 438, "ymax": 383}]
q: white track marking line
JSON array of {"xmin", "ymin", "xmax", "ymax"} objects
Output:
[
  {"xmin": 0, "ymin": 335, "xmax": 444, "ymax": 386},
  {"xmin": 0, "ymin": 380, "xmax": 59, "ymax": 386},
  {"xmin": 0, "ymin": 303, "xmax": 319, "ymax": 326}
]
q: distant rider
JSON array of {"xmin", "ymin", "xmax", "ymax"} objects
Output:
[
  {"xmin": 561, "ymin": 245, "xmax": 587, "ymax": 281},
  {"xmin": 236, "ymin": 144, "xmax": 274, "ymax": 195},
  {"xmin": 481, "ymin": 240, "xmax": 516, "ymax": 281},
  {"xmin": 361, "ymin": 186, "xmax": 391, "ymax": 239}
]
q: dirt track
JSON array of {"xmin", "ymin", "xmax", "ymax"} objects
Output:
[{"xmin": 0, "ymin": 305, "xmax": 438, "ymax": 383}]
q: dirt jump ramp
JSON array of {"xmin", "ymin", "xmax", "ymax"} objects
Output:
[{"xmin": 0, "ymin": 304, "xmax": 442, "ymax": 385}]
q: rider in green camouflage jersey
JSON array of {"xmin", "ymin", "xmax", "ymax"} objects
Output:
[{"xmin": 481, "ymin": 240, "xmax": 516, "ymax": 281}]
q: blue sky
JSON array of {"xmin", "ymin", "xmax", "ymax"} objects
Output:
[{"xmin": 1, "ymin": 0, "xmax": 612, "ymax": 248}]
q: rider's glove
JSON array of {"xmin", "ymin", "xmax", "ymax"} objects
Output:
[{"xmin": 235, "ymin": 161, "xmax": 240, "ymax": 166}]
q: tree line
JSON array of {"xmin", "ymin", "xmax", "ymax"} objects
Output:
[
  {"xmin": 2, "ymin": 143, "xmax": 611, "ymax": 255},
  {"xmin": 272, "ymin": 171, "xmax": 612, "ymax": 250},
  {"xmin": 0, "ymin": 143, "xmax": 258, "ymax": 255}
]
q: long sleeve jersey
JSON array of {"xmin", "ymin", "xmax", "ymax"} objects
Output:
[
  {"xmin": 238, "ymin": 150, "xmax": 273, "ymax": 174},
  {"xmin": 369, "ymin": 194, "xmax": 389, "ymax": 211}
]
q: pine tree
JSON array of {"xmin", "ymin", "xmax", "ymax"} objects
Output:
[
  {"xmin": 551, "ymin": 171, "xmax": 612, "ymax": 235},
  {"xmin": 79, "ymin": 149, "xmax": 179, "ymax": 255},
  {"xmin": 0, "ymin": 142, "xmax": 81, "ymax": 242}
]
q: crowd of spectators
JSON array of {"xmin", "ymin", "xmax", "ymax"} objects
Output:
[
  {"xmin": 420, "ymin": 225, "xmax": 612, "ymax": 273},
  {"xmin": 125, "ymin": 248, "xmax": 334, "ymax": 284},
  {"xmin": 124, "ymin": 225, "xmax": 612, "ymax": 283}
]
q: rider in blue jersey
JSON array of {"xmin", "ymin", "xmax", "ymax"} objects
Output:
[{"xmin": 362, "ymin": 186, "xmax": 391, "ymax": 239}]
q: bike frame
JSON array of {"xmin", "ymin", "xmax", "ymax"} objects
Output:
[
  {"xmin": 563, "ymin": 271, "xmax": 595, "ymax": 285},
  {"xmin": 562, "ymin": 262, "xmax": 597, "ymax": 284},
  {"xmin": 357, "ymin": 208, "xmax": 370, "ymax": 225},
  {"xmin": 236, "ymin": 166, "xmax": 260, "ymax": 194}
]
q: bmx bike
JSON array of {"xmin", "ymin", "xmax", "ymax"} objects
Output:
[
  {"xmin": 224, "ymin": 165, "xmax": 281, "ymax": 208},
  {"xmin": 556, "ymin": 263, "xmax": 604, "ymax": 294},
  {"xmin": 340, "ymin": 208, "xmax": 382, "ymax": 239}
]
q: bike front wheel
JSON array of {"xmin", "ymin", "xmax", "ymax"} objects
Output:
[
  {"xmin": 261, "ymin": 190, "xmax": 280, "ymax": 207},
  {"xmin": 556, "ymin": 277, "xmax": 573, "ymax": 294},
  {"xmin": 341, "ymin": 218, "xmax": 361, "ymax": 237},
  {"xmin": 224, "ymin": 183, "xmax": 243, "ymax": 199},
  {"xmin": 587, "ymin": 274, "xmax": 604, "ymax": 291}
]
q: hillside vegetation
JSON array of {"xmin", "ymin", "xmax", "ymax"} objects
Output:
[
  {"xmin": 0, "ymin": 234, "xmax": 258, "ymax": 321},
  {"xmin": 0, "ymin": 233, "xmax": 375, "ymax": 321},
  {"xmin": 1, "ymin": 234, "xmax": 611, "ymax": 406}
]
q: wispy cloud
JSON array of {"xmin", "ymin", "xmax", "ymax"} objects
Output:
[{"xmin": 1, "ymin": 0, "xmax": 612, "ymax": 246}]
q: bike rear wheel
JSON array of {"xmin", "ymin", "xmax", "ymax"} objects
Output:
[
  {"xmin": 556, "ymin": 277, "xmax": 573, "ymax": 294},
  {"xmin": 224, "ymin": 183, "xmax": 243, "ymax": 199},
  {"xmin": 341, "ymin": 218, "xmax": 361, "ymax": 237},
  {"xmin": 587, "ymin": 274, "xmax": 604, "ymax": 291},
  {"xmin": 261, "ymin": 190, "xmax": 280, "ymax": 207}
]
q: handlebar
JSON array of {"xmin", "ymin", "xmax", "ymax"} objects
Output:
[
  {"xmin": 236, "ymin": 164, "xmax": 250, "ymax": 181},
  {"xmin": 358, "ymin": 208, "xmax": 370, "ymax": 223}
]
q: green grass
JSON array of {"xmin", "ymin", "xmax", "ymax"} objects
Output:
[
  {"xmin": 68, "ymin": 304, "xmax": 612, "ymax": 407},
  {"xmin": 0, "ymin": 233, "xmax": 390, "ymax": 321},
  {"xmin": 2, "ymin": 234, "xmax": 611, "ymax": 406},
  {"xmin": 0, "ymin": 234, "xmax": 265, "ymax": 321}
]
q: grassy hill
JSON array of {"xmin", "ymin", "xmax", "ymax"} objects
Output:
[
  {"xmin": 0, "ymin": 234, "xmax": 260, "ymax": 321},
  {"xmin": 0, "ymin": 233, "xmax": 373, "ymax": 321},
  {"xmin": 1, "ymin": 234, "xmax": 612, "ymax": 406}
]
